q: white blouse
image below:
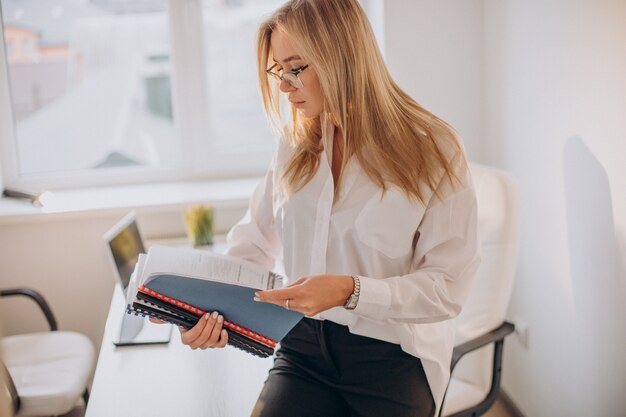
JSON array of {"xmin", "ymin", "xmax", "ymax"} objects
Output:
[{"xmin": 226, "ymin": 121, "xmax": 480, "ymax": 414}]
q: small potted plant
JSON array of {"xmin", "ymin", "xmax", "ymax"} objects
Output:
[{"xmin": 184, "ymin": 204, "xmax": 214, "ymax": 247}]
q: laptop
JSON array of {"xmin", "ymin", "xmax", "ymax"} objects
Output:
[{"xmin": 103, "ymin": 211, "xmax": 172, "ymax": 346}]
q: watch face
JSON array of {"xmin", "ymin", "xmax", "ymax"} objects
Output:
[{"xmin": 345, "ymin": 296, "xmax": 357, "ymax": 310}]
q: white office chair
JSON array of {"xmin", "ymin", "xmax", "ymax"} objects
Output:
[
  {"xmin": 0, "ymin": 288, "xmax": 95, "ymax": 417},
  {"xmin": 440, "ymin": 163, "xmax": 519, "ymax": 417}
]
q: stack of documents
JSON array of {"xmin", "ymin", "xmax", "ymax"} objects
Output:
[{"xmin": 126, "ymin": 245, "xmax": 303, "ymax": 358}]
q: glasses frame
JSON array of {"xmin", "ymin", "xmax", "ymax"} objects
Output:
[{"xmin": 266, "ymin": 63, "xmax": 309, "ymax": 89}]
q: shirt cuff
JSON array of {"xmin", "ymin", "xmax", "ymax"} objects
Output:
[{"xmin": 352, "ymin": 275, "xmax": 391, "ymax": 318}]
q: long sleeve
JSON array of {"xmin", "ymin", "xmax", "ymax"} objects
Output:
[
  {"xmin": 226, "ymin": 157, "xmax": 282, "ymax": 271},
  {"xmin": 353, "ymin": 160, "xmax": 481, "ymax": 324},
  {"xmin": 274, "ymin": 118, "xmax": 479, "ymax": 413}
]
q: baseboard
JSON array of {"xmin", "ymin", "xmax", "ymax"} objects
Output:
[{"xmin": 499, "ymin": 390, "xmax": 526, "ymax": 417}]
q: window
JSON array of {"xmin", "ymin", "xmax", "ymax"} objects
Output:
[
  {"xmin": 0, "ymin": 0, "xmax": 384, "ymax": 191},
  {"xmin": 0, "ymin": 0, "xmax": 180, "ymax": 189},
  {"xmin": 201, "ymin": 0, "xmax": 284, "ymax": 151}
]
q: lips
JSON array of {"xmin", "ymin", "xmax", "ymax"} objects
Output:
[{"xmin": 289, "ymin": 98, "xmax": 305, "ymax": 105}]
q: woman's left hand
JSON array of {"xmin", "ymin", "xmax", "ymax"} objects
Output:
[{"xmin": 254, "ymin": 274, "xmax": 354, "ymax": 316}]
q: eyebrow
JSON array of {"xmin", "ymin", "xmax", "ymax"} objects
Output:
[{"xmin": 272, "ymin": 55, "xmax": 303, "ymax": 64}]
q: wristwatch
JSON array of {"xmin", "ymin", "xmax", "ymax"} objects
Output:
[{"xmin": 343, "ymin": 275, "xmax": 360, "ymax": 310}]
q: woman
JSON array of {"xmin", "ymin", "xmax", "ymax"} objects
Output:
[{"xmin": 177, "ymin": 1, "xmax": 480, "ymax": 416}]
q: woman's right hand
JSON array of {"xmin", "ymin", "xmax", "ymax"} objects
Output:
[{"xmin": 179, "ymin": 311, "xmax": 229, "ymax": 350}]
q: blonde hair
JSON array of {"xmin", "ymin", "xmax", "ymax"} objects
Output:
[{"xmin": 257, "ymin": 0, "xmax": 465, "ymax": 204}]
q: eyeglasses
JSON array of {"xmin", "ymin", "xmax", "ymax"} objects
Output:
[{"xmin": 266, "ymin": 63, "xmax": 309, "ymax": 89}]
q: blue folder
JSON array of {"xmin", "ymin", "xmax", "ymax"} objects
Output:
[{"xmin": 146, "ymin": 274, "xmax": 303, "ymax": 342}]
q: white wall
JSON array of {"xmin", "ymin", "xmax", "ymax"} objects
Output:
[
  {"xmin": 483, "ymin": 1, "xmax": 626, "ymax": 415},
  {"xmin": 387, "ymin": 1, "xmax": 626, "ymax": 415},
  {"xmin": 0, "ymin": 214, "xmax": 124, "ymax": 345},
  {"xmin": 0, "ymin": 204, "xmax": 247, "ymax": 350},
  {"xmin": 384, "ymin": 0, "xmax": 485, "ymax": 163}
]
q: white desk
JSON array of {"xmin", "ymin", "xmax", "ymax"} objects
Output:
[{"xmin": 85, "ymin": 285, "xmax": 273, "ymax": 417}]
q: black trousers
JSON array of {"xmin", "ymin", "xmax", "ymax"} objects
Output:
[{"xmin": 251, "ymin": 318, "xmax": 435, "ymax": 417}]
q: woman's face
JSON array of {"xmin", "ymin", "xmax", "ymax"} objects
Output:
[{"xmin": 270, "ymin": 30, "xmax": 324, "ymax": 119}]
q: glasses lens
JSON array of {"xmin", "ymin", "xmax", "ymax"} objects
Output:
[{"xmin": 283, "ymin": 73, "xmax": 303, "ymax": 89}]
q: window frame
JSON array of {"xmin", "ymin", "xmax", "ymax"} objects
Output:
[
  {"xmin": 0, "ymin": 0, "xmax": 384, "ymax": 192},
  {"xmin": 0, "ymin": 0, "xmax": 275, "ymax": 191}
]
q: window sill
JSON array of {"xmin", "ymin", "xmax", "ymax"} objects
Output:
[{"xmin": 0, "ymin": 177, "xmax": 261, "ymax": 226}]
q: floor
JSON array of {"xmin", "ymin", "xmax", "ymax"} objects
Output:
[
  {"xmin": 484, "ymin": 397, "xmax": 516, "ymax": 417},
  {"xmin": 62, "ymin": 397, "xmax": 516, "ymax": 417},
  {"xmin": 60, "ymin": 404, "xmax": 85, "ymax": 417}
]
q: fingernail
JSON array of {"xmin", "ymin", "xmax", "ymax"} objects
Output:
[
  {"xmin": 254, "ymin": 292, "xmax": 260, "ymax": 298},
  {"xmin": 204, "ymin": 313, "xmax": 210, "ymax": 321},
  {"xmin": 212, "ymin": 311, "xmax": 218, "ymax": 319},
  {"xmin": 218, "ymin": 315, "xmax": 223, "ymax": 323},
  {"xmin": 222, "ymin": 329, "xmax": 227, "ymax": 337},
  {"xmin": 253, "ymin": 297, "xmax": 260, "ymax": 302}
]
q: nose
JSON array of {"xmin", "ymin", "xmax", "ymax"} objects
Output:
[{"xmin": 279, "ymin": 78, "xmax": 296, "ymax": 93}]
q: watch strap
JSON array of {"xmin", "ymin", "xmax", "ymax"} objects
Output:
[{"xmin": 343, "ymin": 275, "xmax": 360, "ymax": 310}]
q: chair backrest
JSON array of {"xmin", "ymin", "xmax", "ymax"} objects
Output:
[{"xmin": 451, "ymin": 163, "xmax": 519, "ymax": 393}]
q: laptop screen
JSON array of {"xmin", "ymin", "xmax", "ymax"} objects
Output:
[{"xmin": 103, "ymin": 212, "xmax": 146, "ymax": 291}]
